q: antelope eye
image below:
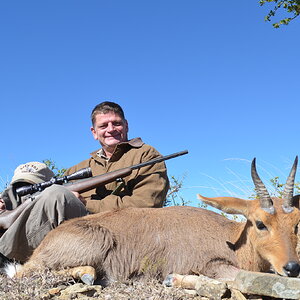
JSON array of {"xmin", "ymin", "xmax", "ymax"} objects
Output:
[{"xmin": 256, "ymin": 221, "xmax": 267, "ymax": 231}]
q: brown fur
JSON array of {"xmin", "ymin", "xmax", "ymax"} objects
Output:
[{"xmin": 16, "ymin": 195, "xmax": 300, "ymax": 283}]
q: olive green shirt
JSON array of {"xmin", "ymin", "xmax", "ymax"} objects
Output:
[{"xmin": 64, "ymin": 138, "xmax": 170, "ymax": 213}]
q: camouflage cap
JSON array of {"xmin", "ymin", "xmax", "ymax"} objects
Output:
[{"xmin": 11, "ymin": 162, "xmax": 55, "ymax": 185}]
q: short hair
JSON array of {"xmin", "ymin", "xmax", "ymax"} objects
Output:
[{"xmin": 91, "ymin": 101, "xmax": 126, "ymax": 126}]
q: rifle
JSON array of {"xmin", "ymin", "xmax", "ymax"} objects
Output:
[
  {"xmin": 16, "ymin": 167, "xmax": 93, "ymax": 197},
  {"xmin": 0, "ymin": 168, "xmax": 93, "ymax": 232},
  {"xmin": 0, "ymin": 150, "xmax": 188, "ymax": 230},
  {"xmin": 62, "ymin": 149, "xmax": 188, "ymax": 194}
]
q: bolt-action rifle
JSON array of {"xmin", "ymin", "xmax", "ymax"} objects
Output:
[{"xmin": 0, "ymin": 150, "xmax": 188, "ymax": 231}]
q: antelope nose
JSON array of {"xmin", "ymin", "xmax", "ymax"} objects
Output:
[{"xmin": 283, "ymin": 261, "xmax": 300, "ymax": 277}]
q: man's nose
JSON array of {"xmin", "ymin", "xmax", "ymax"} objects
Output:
[{"xmin": 107, "ymin": 122, "xmax": 115, "ymax": 131}]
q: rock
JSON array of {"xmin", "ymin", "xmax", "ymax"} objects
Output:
[
  {"xmin": 230, "ymin": 289, "xmax": 248, "ymax": 300},
  {"xmin": 164, "ymin": 273, "xmax": 228, "ymax": 299},
  {"xmin": 48, "ymin": 287, "xmax": 62, "ymax": 295},
  {"xmin": 231, "ymin": 270, "xmax": 300, "ymax": 299},
  {"xmin": 194, "ymin": 275, "xmax": 228, "ymax": 299},
  {"xmin": 44, "ymin": 283, "xmax": 103, "ymax": 299}
]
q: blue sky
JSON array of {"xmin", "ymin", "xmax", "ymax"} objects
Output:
[{"xmin": 1, "ymin": 1, "xmax": 299, "ymax": 206}]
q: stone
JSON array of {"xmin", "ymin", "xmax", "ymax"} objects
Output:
[
  {"xmin": 230, "ymin": 289, "xmax": 248, "ymax": 300},
  {"xmin": 231, "ymin": 270, "xmax": 300, "ymax": 299},
  {"xmin": 164, "ymin": 273, "xmax": 228, "ymax": 299},
  {"xmin": 194, "ymin": 275, "xmax": 228, "ymax": 299}
]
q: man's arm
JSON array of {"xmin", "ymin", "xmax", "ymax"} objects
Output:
[{"xmin": 0, "ymin": 197, "xmax": 32, "ymax": 230}]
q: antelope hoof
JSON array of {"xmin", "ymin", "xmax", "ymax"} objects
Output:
[
  {"xmin": 81, "ymin": 273, "xmax": 95, "ymax": 285},
  {"xmin": 163, "ymin": 273, "xmax": 177, "ymax": 287},
  {"xmin": 73, "ymin": 266, "xmax": 96, "ymax": 285},
  {"xmin": 59, "ymin": 266, "xmax": 97, "ymax": 285}
]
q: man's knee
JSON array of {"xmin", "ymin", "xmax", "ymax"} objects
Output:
[
  {"xmin": 34, "ymin": 185, "xmax": 87, "ymax": 219},
  {"xmin": 40, "ymin": 184, "xmax": 76, "ymax": 201}
]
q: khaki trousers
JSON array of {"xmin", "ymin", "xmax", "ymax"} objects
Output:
[{"xmin": 0, "ymin": 185, "xmax": 88, "ymax": 262}]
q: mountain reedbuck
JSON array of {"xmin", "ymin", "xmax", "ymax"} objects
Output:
[{"xmin": 3, "ymin": 157, "xmax": 300, "ymax": 285}]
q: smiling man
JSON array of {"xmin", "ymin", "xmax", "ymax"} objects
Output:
[
  {"xmin": 65, "ymin": 101, "xmax": 170, "ymax": 213},
  {"xmin": 90, "ymin": 104, "xmax": 128, "ymax": 158}
]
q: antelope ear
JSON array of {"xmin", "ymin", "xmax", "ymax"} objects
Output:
[
  {"xmin": 197, "ymin": 194, "xmax": 249, "ymax": 216},
  {"xmin": 291, "ymin": 195, "xmax": 300, "ymax": 209}
]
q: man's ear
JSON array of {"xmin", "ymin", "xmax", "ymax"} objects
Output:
[{"xmin": 90, "ymin": 126, "xmax": 98, "ymax": 140}]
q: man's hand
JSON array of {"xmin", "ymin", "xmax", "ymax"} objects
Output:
[{"xmin": 71, "ymin": 191, "xmax": 87, "ymax": 206}]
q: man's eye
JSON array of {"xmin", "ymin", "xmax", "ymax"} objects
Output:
[
  {"xmin": 113, "ymin": 122, "xmax": 122, "ymax": 126},
  {"xmin": 256, "ymin": 220, "xmax": 268, "ymax": 231}
]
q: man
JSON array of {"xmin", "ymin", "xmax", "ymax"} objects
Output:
[
  {"xmin": 65, "ymin": 101, "xmax": 170, "ymax": 213},
  {"xmin": 0, "ymin": 162, "xmax": 87, "ymax": 262},
  {"xmin": 0, "ymin": 101, "xmax": 169, "ymax": 262}
]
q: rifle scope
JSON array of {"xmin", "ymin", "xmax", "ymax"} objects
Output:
[{"xmin": 16, "ymin": 167, "xmax": 92, "ymax": 197}]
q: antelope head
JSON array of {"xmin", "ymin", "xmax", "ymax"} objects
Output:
[{"xmin": 198, "ymin": 157, "xmax": 300, "ymax": 277}]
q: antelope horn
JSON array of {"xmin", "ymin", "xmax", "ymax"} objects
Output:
[
  {"xmin": 282, "ymin": 156, "xmax": 298, "ymax": 211},
  {"xmin": 251, "ymin": 158, "xmax": 274, "ymax": 213}
]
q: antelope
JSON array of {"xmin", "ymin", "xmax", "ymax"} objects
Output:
[{"xmin": 2, "ymin": 157, "xmax": 300, "ymax": 286}]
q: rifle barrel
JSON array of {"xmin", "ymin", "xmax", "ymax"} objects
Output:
[{"xmin": 130, "ymin": 149, "xmax": 188, "ymax": 170}]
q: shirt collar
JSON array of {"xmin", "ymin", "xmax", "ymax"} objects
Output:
[
  {"xmin": 97, "ymin": 149, "xmax": 108, "ymax": 160},
  {"xmin": 92, "ymin": 137, "xmax": 144, "ymax": 161}
]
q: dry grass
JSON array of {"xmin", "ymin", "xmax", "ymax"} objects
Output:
[
  {"xmin": 0, "ymin": 271, "xmax": 205, "ymax": 300},
  {"xmin": 0, "ymin": 270, "xmax": 72, "ymax": 299}
]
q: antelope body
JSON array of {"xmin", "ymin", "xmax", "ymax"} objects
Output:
[{"xmin": 5, "ymin": 158, "xmax": 300, "ymax": 284}]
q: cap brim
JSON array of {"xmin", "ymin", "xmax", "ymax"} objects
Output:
[{"xmin": 11, "ymin": 174, "xmax": 44, "ymax": 185}]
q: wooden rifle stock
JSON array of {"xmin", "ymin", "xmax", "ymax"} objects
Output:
[{"xmin": 64, "ymin": 167, "xmax": 132, "ymax": 193}]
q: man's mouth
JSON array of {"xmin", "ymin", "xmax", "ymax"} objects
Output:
[{"xmin": 105, "ymin": 135, "xmax": 121, "ymax": 140}]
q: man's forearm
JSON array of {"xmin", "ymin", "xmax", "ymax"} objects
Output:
[{"xmin": 0, "ymin": 198, "xmax": 32, "ymax": 230}]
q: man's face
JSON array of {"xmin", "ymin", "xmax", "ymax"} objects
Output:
[{"xmin": 91, "ymin": 112, "xmax": 128, "ymax": 154}]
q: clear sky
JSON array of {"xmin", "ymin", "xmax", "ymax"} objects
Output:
[{"xmin": 1, "ymin": 1, "xmax": 299, "ymax": 206}]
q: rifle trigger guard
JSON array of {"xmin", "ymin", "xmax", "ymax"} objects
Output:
[{"xmin": 111, "ymin": 178, "xmax": 125, "ymax": 195}]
